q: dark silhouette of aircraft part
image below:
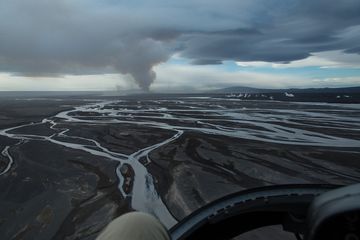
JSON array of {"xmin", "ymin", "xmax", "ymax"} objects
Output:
[{"xmin": 170, "ymin": 184, "xmax": 360, "ymax": 240}]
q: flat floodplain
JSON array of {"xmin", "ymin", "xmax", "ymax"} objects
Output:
[{"xmin": 0, "ymin": 95, "xmax": 359, "ymax": 239}]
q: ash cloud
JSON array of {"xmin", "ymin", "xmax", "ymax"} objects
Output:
[
  {"xmin": 0, "ymin": 0, "xmax": 359, "ymax": 90},
  {"xmin": 0, "ymin": 0, "xmax": 172, "ymax": 90}
]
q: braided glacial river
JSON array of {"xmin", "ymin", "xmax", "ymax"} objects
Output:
[{"xmin": 1, "ymin": 98, "xmax": 360, "ymax": 230}]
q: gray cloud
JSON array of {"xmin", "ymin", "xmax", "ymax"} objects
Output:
[
  {"xmin": 190, "ymin": 59, "xmax": 223, "ymax": 65},
  {"xmin": 0, "ymin": 0, "xmax": 172, "ymax": 90},
  {"xmin": 0, "ymin": 0, "xmax": 359, "ymax": 90},
  {"xmin": 180, "ymin": 0, "xmax": 360, "ymax": 63}
]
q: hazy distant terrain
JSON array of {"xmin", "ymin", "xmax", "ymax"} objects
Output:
[
  {"xmin": 0, "ymin": 93, "xmax": 359, "ymax": 240},
  {"xmin": 210, "ymin": 86, "xmax": 360, "ymax": 103}
]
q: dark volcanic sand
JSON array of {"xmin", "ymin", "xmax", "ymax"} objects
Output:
[
  {"xmin": 149, "ymin": 132, "xmax": 360, "ymax": 219},
  {"xmin": 0, "ymin": 95, "xmax": 359, "ymax": 240},
  {"xmin": 0, "ymin": 98, "xmax": 130, "ymax": 240}
]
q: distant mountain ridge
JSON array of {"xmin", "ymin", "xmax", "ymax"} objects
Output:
[{"xmin": 210, "ymin": 86, "xmax": 360, "ymax": 94}]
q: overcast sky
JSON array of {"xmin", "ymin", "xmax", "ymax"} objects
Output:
[{"xmin": 0, "ymin": 0, "xmax": 360, "ymax": 91}]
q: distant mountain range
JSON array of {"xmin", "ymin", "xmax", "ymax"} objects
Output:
[{"xmin": 210, "ymin": 86, "xmax": 360, "ymax": 94}]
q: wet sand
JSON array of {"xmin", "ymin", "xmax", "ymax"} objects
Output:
[{"xmin": 0, "ymin": 96, "xmax": 359, "ymax": 239}]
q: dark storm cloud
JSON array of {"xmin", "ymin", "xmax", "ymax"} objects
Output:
[
  {"xmin": 0, "ymin": 0, "xmax": 359, "ymax": 90},
  {"xmin": 180, "ymin": 0, "xmax": 360, "ymax": 63},
  {"xmin": 346, "ymin": 47, "xmax": 360, "ymax": 54}
]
